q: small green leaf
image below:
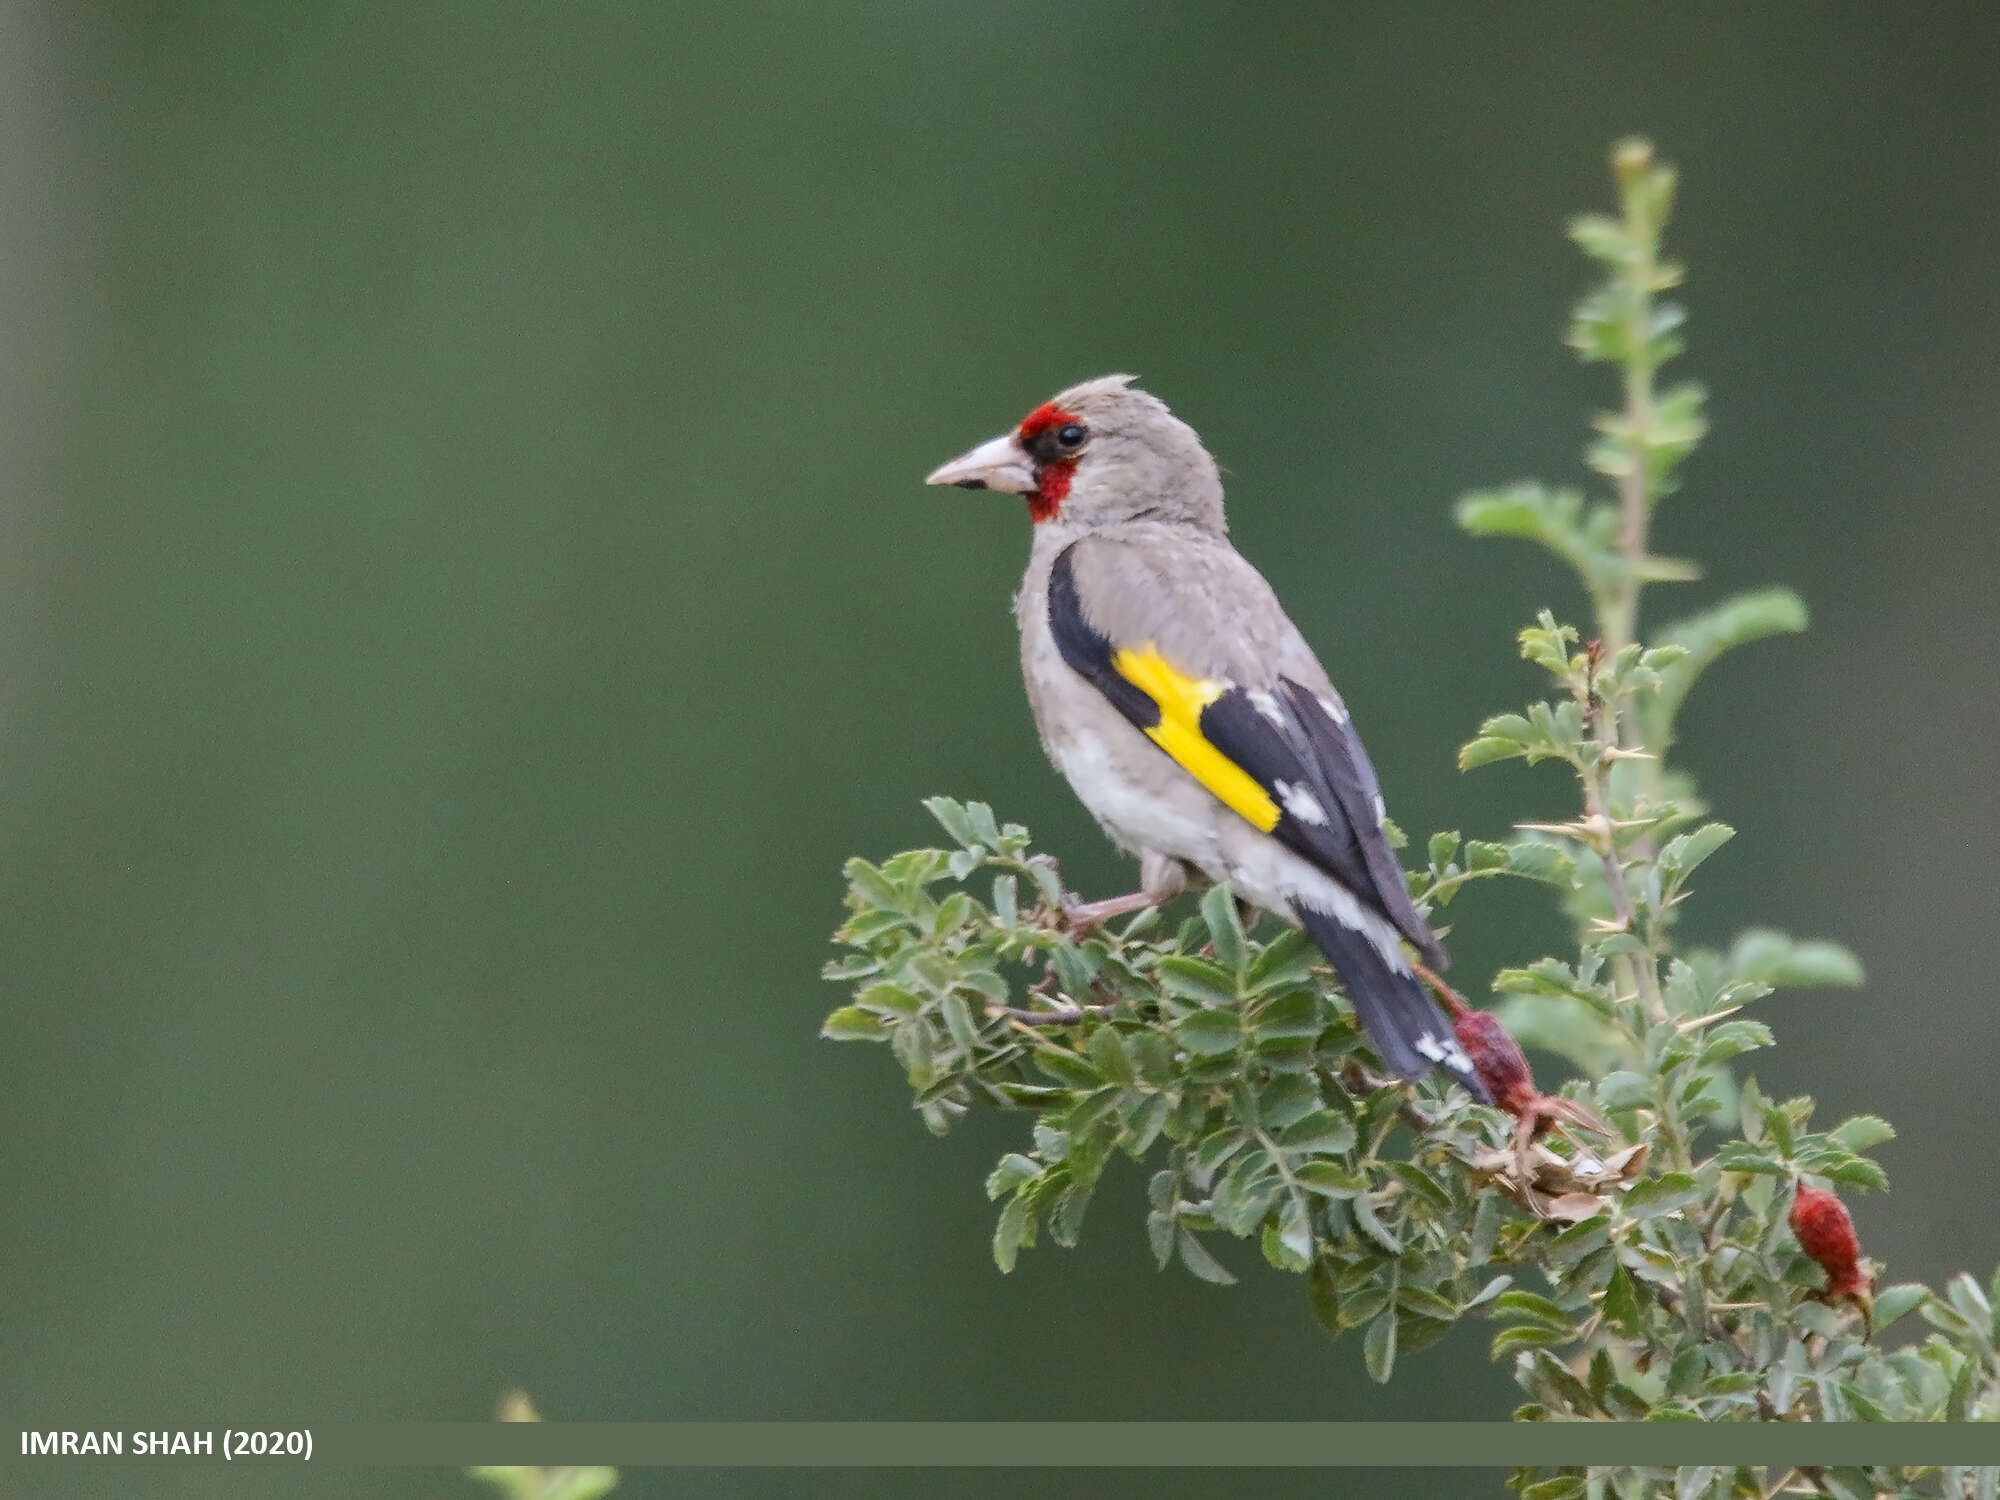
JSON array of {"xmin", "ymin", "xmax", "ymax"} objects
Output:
[
  {"xmin": 1822, "ymin": 1156, "xmax": 1889, "ymax": 1192},
  {"xmin": 1871, "ymin": 1283, "xmax": 1930, "ymax": 1332},
  {"xmin": 1031, "ymin": 1047, "xmax": 1101, "ymax": 1090},
  {"xmin": 1245, "ymin": 929, "xmax": 1317, "ymax": 993},
  {"xmin": 940, "ymin": 993, "xmax": 979, "ymax": 1052},
  {"xmin": 1665, "ymin": 1346, "xmax": 1708, "ymax": 1396},
  {"xmin": 1396, "ymin": 1283, "xmax": 1460, "ymax": 1323},
  {"xmin": 1175, "ymin": 1228, "xmax": 1238, "ymax": 1286},
  {"xmin": 1463, "ymin": 1273, "xmax": 1512, "ymax": 1311},
  {"xmin": 992, "ymin": 1193, "xmax": 1030, "ymax": 1273},
  {"xmin": 1521, "ymin": 1348, "xmax": 1596, "ymax": 1416},
  {"xmin": 1363, "ymin": 1307, "xmax": 1397, "ymax": 1383},
  {"xmin": 1836, "ymin": 1382, "xmax": 1887, "ymax": 1422},
  {"xmin": 857, "ymin": 982, "xmax": 923, "ymax": 1016},
  {"xmin": 1597, "ymin": 1071, "xmax": 1652, "ymax": 1112},
  {"xmin": 1306, "ymin": 1257, "xmax": 1341, "ymax": 1335},
  {"xmin": 1049, "ymin": 943, "xmax": 1098, "ymax": 1000},
  {"xmin": 1603, "ymin": 1270, "xmax": 1645, "ymax": 1346},
  {"xmin": 1490, "ymin": 1324, "xmax": 1571, "ymax": 1357},
  {"xmin": 1047, "ymin": 1179, "xmax": 1094, "ymax": 1247},
  {"xmin": 1156, "ymin": 956, "xmax": 1238, "ymax": 1008},
  {"xmin": 891, "ymin": 1016, "xmax": 937, "ymax": 1090},
  {"xmin": 1458, "ymin": 735, "xmax": 1527, "ymax": 771},
  {"xmin": 1086, "ymin": 1027, "xmax": 1135, "ymax": 1084},
  {"xmin": 1293, "ymin": 1160, "xmax": 1367, "ymax": 1198},
  {"xmin": 1275, "ymin": 1111, "xmax": 1357, "ymax": 1156},
  {"xmin": 1193, "ymin": 1126, "xmax": 1248, "ymax": 1177},
  {"xmin": 988, "ymin": 1082, "xmax": 1068, "ymax": 1107},
  {"xmin": 1350, "ymin": 1192, "xmax": 1402, "ymax": 1255},
  {"xmin": 1468, "ymin": 1192, "xmax": 1504, "ymax": 1267},
  {"xmin": 1567, "ymin": 210, "xmax": 1627, "ymax": 259},
  {"xmin": 1022, "ymin": 856, "xmax": 1064, "ymax": 908},
  {"xmin": 819, "ymin": 1007, "xmax": 888, "ymax": 1041},
  {"xmin": 992, "ymin": 874, "xmax": 1018, "ymax": 928},
  {"xmin": 844, "ymin": 857, "xmax": 906, "ymax": 913},
  {"xmin": 1172, "ymin": 1009, "xmax": 1241, "ymax": 1057},
  {"xmin": 1064, "ymin": 1085, "xmax": 1123, "ymax": 1137},
  {"xmin": 1622, "ymin": 1172, "xmax": 1700, "ymax": 1220},
  {"xmin": 1492, "ymin": 1290, "xmax": 1575, "ymax": 1331},
  {"xmin": 962, "ymin": 801, "xmax": 1002, "ymax": 847},
  {"xmin": 1256, "ymin": 1074, "xmax": 1321, "ymax": 1131},
  {"xmin": 922, "ymin": 796, "xmax": 979, "ymax": 848},
  {"xmin": 1252, "ymin": 988, "xmax": 1326, "ymax": 1038},
  {"xmin": 1383, "ymin": 1161, "xmax": 1453, "ymax": 1215},
  {"xmin": 1505, "ymin": 840, "xmax": 1577, "ymax": 886},
  {"xmin": 539, "ymin": 1469, "xmax": 620, "ymax": 1500},
  {"xmin": 1543, "ymin": 1215, "xmax": 1610, "ymax": 1271},
  {"xmin": 1726, "ymin": 929, "xmax": 1866, "ymax": 989},
  {"xmin": 1274, "ymin": 1195, "xmax": 1313, "ymax": 1269},
  {"xmin": 1146, "ymin": 1209, "xmax": 1175, "ymax": 1270},
  {"xmin": 985, "ymin": 1154, "xmax": 1042, "ymax": 1200},
  {"xmin": 954, "ymin": 967, "xmax": 1008, "ymax": 1007},
  {"xmin": 1659, "ymin": 822, "xmax": 1734, "ymax": 883},
  {"xmin": 1478, "ymin": 712, "xmax": 1535, "ymax": 742},
  {"xmin": 1121, "ymin": 1091, "xmax": 1170, "ymax": 1156},
  {"xmin": 1947, "ymin": 1270, "xmax": 1993, "ymax": 1331},
  {"xmin": 1201, "ymin": 885, "xmax": 1249, "ymax": 977},
  {"xmin": 1828, "ymin": 1114, "xmax": 1896, "ymax": 1152},
  {"xmin": 821, "ymin": 953, "xmax": 880, "ymax": 981},
  {"xmin": 1713, "ymin": 1143, "xmax": 1787, "ymax": 1176},
  {"xmin": 1698, "ymin": 1019, "xmax": 1772, "ymax": 1064}
]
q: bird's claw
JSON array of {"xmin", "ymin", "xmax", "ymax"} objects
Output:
[{"xmin": 1058, "ymin": 891, "xmax": 1104, "ymax": 939}]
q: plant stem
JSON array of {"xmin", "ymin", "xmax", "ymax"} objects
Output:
[{"xmin": 1607, "ymin": 138, "xmax": 1660, "ymax": 661}]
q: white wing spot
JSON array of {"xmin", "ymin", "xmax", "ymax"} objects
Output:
[
  {"xmin": 1373, "ymin": 792, "xmax": 1387, "ymax": 827},
  {"xmin": 1248, "ymin": 689, "xmax": 1286, "ymax": 727},
  {"xmin": 1414, "ymin": 1033, "xmax": 1474, "ymax": 1075},
  {"xmin": 1316, "ymin": 692, "xmax": 1351, "ymax": 726},
  {"xmin": 1274, "ymin": 779, "xmax": 1329, "ymax": 826}
]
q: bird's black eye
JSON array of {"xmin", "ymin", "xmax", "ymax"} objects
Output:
[{"xmin": 1055, "ymin": 423, "xmax": 1088, "ymax": 449}]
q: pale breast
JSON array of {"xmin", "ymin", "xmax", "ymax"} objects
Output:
[{"xmin": 1017, "ymin": 547, "xmax": 1231, "ymax": 868}]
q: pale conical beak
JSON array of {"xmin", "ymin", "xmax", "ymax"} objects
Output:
[{"xmin": 925, "ymin": 431, "xmax": 1037, "ymax": 493}]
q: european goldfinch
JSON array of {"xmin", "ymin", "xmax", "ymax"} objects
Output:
[{"xmin": 926, "ymin": 374, "xmax": 1484, "ymax": 1100}]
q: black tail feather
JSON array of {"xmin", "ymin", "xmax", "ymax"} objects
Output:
[{"xmin": 1297, "ymin": 904, "xmax": 1490, "ymax": 1104}]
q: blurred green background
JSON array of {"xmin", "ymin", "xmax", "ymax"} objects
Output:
[{"xmin": 2, "ymin": 3, "xmax": 1997, "ymax": 1496}]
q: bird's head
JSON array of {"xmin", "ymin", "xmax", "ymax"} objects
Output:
[{"xmin": 925, "ymin": 375, "xmax": 1225, "ymax": 532}]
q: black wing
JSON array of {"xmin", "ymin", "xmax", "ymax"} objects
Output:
[{"xmin": 1202, "ymin": 677, "xmax": 1445, "ymax": 970}]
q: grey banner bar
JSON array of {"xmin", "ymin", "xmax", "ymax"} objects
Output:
[{"xmin": 311, "ymin": 1422, "xmax": 2000, "ymax": 1467}]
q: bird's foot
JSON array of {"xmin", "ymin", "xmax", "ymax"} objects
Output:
[{"xmin": 1058, "ymin": 889, "xmax": 1157, "ymax": 938}]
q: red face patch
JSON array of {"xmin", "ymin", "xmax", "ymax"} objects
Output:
[
  {"xmin": 1017, "ymin": 402, "xmax": 1078, "ymax": 440},
  {"xmin": 1017, "ymin": 403, "xmax": 1082, "ymax": 524}
]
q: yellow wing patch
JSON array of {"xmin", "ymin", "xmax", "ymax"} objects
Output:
[{"xmin": 1111, "ymin": 644, "xmax": 1281, "ymax": 833}]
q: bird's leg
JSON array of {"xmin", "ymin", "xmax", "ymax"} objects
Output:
[{"xmin": 1060, "ymin": 851, "xmax": 1188, "ymax": 937}]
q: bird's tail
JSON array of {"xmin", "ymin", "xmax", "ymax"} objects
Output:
[{"xmin": 1297, "ymin": 903, "xmax": 1490, "ymax": 1103}]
